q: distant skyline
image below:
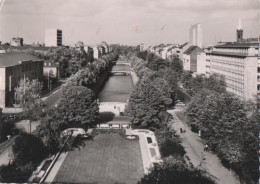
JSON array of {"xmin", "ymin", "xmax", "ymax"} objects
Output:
[{"xmin": 0, "ymin": 0, "xmax": 259, "ymax": 46}]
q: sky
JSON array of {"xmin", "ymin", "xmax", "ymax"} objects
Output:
[{"xmin": 0, "ymin": 0, "xmax": 259, "ymax": 46}]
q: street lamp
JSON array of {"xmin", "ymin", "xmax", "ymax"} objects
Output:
[{"xmin": 7, "ymin": 135, "xmax": 11, "ymax": 163}]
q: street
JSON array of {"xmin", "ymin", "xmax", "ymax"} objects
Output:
[{"xmin": 167, "ymin": 108, "xmax": 240, "ymax": 184}]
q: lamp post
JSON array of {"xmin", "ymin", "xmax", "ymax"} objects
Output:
[
  {"xmin": 7, "ymin": 135, "xmax": 11, "ymax": 163},
  {"xmin": 48, "ymin": 70, "xmax": 50, "ymax": 91}
]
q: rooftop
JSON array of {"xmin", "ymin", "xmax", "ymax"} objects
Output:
[
  {"xmin": 179, "ymin": 42, "xmax": 189, "ymax": 49},
  {"xmin": 0, "ymin": 53, "xmax": 42, "ymax": 68},
  {"xmin": 214, "ymin": 42, "xmax": 259, "ymax": 49},
  {"xmin": 210, "ymin": 51, "xmax": 258, "ymax": 58},
  {"xmin": 0, "ymin": 45, "xmax": 57, "ymax": 51},
  {"xmin": 183, "ymin": 46, "xmax": 204, "ymax": 55}
]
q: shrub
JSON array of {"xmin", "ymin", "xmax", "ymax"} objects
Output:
[{"xmin": 0, "ymin": 162, "xmax": 34, "ymax": 183}]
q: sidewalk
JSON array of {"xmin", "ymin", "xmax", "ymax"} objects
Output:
[
  {"xmin": 44, "ymin": 152, "xmax": 68, "ymax": 183},
  {"xmin": 0, "ymin": 136, "xmax": 17, "ymax": 166},
  {"xmin": 167, "ymin": 109, "xmax": 240, "ymax": 184}
]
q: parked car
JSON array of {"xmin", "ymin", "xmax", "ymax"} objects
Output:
[{"xmin": 176, "ymin": 102, "xmax": 186, "ymax": 107}]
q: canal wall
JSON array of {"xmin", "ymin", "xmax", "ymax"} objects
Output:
[
  {"xmin": 130, "ymin": 71, "xmax": 139, "ymax": 86},
  {"xmin": 90, "ymin": 65, "xmax": 114, "ymax": 94}
]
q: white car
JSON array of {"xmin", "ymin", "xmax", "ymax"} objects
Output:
[
  {"xmin": 61, "ymin": 128, "xmax": 87, "ymax": 137},
  {"xmin": 176, "ymin": 102, "xmax": 186, "ymax": 107}
]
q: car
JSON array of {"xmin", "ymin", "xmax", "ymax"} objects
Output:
[{"xmin": 176, "ymin": 102, "xmax": 186, "ymax": 107}]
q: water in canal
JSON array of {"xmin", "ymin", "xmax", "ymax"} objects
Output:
[{"xmin": 98, "ymin": 64, "xmax": 133, "ymax": 102}]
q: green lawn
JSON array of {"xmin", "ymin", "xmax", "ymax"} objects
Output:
[{"xmin": 53, "ymin": 134, "xmax": 144, "ymax": 184}]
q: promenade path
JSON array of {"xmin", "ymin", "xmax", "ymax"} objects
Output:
[
  {"xmin": 167, "ymin": 108, "xmax": 240, "ymax": 184},
  {"xmin": 0, "ymin": 136, "xmax": 17, "ymax": 165}
]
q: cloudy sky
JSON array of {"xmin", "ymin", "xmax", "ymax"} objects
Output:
[{"xmin": 0, "ymin": 0, "xmax": 259, "ymax": 46}]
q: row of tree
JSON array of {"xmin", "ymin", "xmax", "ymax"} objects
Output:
[
  {"xmin": 0, "ymin": 49, "xmax": 118, "ymax": 182},
  {"xmin": 126, "ymin": 51, "xmax": 183, "ymax": 129},
  {"xmin": 66, "ymin": 52, "xmax": 118, "ymax": 88},
  {"xmin": 27, "ymin": 46, "xmax": 93, "ymax": 78},
  {"xmin": 185, "ymin": 79, "xmax": 258, "ymax": 182},
  {"xmin": 123, "ymin": 50, "xmax": 216, "ymax": 184}
]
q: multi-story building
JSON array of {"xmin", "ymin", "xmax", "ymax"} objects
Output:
[
  {"xmin": 10, "ymin": 37, "xmax": 23, "ymax": 47},
  {"xmin": 183, "ymin": 46, "xmax": 206, "ymax": 75},
  {"xmin": 44, "ymin": 60, "xmax": 59, "ymax": 79},
  {"xmin": 93, "ymin": 46, "xmax": 101, "ymax": 59},
  {"xmin": 204, "ymin": 46, "xmax": 214, "ymax": 77},
  {"xmin": 189, "ymin": 23, "xmax": 202, "ymax": 48},
  {"xmin": 100, "ymin": 41, "xmax": 109, "ymax": 53},
  {"xmin": 178, "ymin": 42, "xmax": 190, "ymax": 62},
  {"xmin": 84, "ymin": 45, "xmax": 94, "ymax": 63},
  {"xmin": 0, "ymin": 53, "xmax": 43, "ymax": 108},
  {"xmin": 45, "ymin": 29, "xmax": 62, "ymax": 47},
  {"xmin": 210, "ymin": 42, "xmax": 259, "ymax": 101}
]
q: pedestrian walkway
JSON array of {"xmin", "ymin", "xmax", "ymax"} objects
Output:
[
  {"xmin": 167, "ymin": 109, "xmax": 239, "ymax": 184},
  {"xmin": 130, "ymin": 129, "xmax": 162, "ymax": 174},
  {"xmin": 44, "ymin": 152, "xmax": 68, "ymax": 183},
  {"xmin": 0, "ymin": 136, "xmax": 17, "ymax": 166}
]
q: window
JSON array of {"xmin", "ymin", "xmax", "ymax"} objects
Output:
[
  {"xmin": 258, "ymin": 67, "xmax": 260, "ymax": 73},
  {"xmin": 9, "ymin": 76, "xmax": 12, "ymax": 92}
]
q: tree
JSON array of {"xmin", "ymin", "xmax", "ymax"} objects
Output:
[
  {"xmin": 12, "ymin": 133, "xmax": 48, "ymax": 166},
  {"xmin": 186, "ymin": 89, "xmax": 258, "ymax": 182},
  {"xmin": 15, "ymin": 78, "xmax": 43, "ymax": 111},
  {"xmin": 127, "ymin": 79, "xmax": 171, "ymax": 128},
  {"xmin": 35, "ymin": 109, "xmax": 69, "ymax": 153},
  {"xmin": 138, "ymin": 156, "xmax": 215, "ymax": 184},
  {"xmin": 56, "ymin": 85, "xmax": 99, "ymax": 126},
  {"xmin": 15, "ymin": 78, "xmax": 43, "ymax": 132}
]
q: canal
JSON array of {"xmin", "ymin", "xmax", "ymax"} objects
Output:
[{"xmin": 98, "ymin": 64, "xmax": 134, "ymax": 103}]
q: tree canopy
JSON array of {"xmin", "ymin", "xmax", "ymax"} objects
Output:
[
  {"xmin": 138, "ymin": 156, "xmax": 215, "ymax": 184},
  {"xmin": 57, "ymin": 85, "xmax": 99, "ymax": 126}
]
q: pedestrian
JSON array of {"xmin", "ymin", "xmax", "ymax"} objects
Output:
[
  {"xmin": 180, "ymin": 128, "xmax": 183, "ymax": 133},
  {"xmin": 204, "ymin": 144, "xmax": 208, "ymax": 152}
]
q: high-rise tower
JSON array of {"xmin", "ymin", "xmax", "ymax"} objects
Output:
[
  {"xmin": 189, "ymin": 23, "xmax": 202, "ymax": 48},
  {"xmin": 236, "ymin": 18, "xmax": 243, "ymax": 42}
]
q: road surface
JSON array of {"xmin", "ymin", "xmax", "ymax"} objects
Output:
[
  {"xmin": 43, "ymin": 87, "xmax": 62, "ymax": 109},
  {"xmin": 167, "ymin": 108, "xmax": 239, "ymax": 184}
]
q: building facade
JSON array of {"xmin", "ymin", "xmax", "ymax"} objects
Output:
[
  {"xmin": 93, "ymin": 46, "xmax": 101, "ymax": 59},
  {"xmin": 183, "ymin": 46, "xmax": 206, "ymax": 75},
  {"xmin": 189, "ymin": 23, "xmax": 202, "ymax": 48},
  {"xmin": 210, "ymin": 43, "xmax": 259, "ymax": 101},
  {"xmin": 10, "ymin": 37, "xmax": 23, "ymax": 47},
  {"xmin": 0, "ymin": 53, "xmax": 43, "ymax": 108},
  {"xmin": 45, "ymin": 29, "xmax": 62, "ymax": 47},
  {"xmin": 44, "ymin": 60, "xmax": 59, "ymax": 79}
]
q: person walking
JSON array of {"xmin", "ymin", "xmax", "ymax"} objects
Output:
[{"xmin": 204, "ymin": 144, "xmax": 209, "ymax": 152}]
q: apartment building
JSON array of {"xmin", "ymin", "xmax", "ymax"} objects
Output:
[
  {"xmin": 93, "ymin": 46, "xmax": 101, "ymax": 59},
  {"xmin": 10, "ymin": 37, "xmax": 23, "ymax": 47},
  {"xmin": 45, "ymin": 29, "xmax": 62, "ymax": 47},
  {"xmin": 183, "ymin": 46, "xmax": 206, "ymax": 75},
  {"xmin": 0, "ymin": 53, "xmax": 43, "ymax": 108},
  {"xmin": 210, "ymin": 42, "xmax": 259, "ymax": 101}
]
